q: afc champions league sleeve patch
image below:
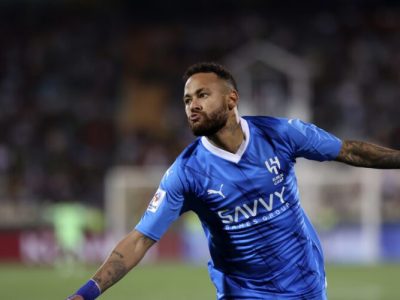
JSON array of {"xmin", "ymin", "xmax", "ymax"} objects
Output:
[{"xmin": 147, "ymin": 188, "xmax": 166, "ymax": 213}]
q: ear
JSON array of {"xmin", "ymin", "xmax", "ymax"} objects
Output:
[{"xmin": 227, "ymin": 90, "xmax": 239, "ymax": 110}]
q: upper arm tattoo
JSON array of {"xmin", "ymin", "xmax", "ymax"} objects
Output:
[{"xmin": 336, "ymin": 140, "xmax": 400, "ymax": 169}]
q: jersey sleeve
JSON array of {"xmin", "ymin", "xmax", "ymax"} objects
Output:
[
  {"xmin": 285, "ymin": 119, "xmax": 342, "ymax": 161},
  {"xmin": 135, "ymin": 162, "xmax": 188, "ymax": 241}
]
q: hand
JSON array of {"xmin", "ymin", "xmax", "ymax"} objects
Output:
[{"xmin": 66, "ymin": 295, "xmax": 84, "ymax": 300}]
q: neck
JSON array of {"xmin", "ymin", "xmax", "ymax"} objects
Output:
[{"xmin": 206, "ymin": 115, "xmax": 244, "ymax": 154}]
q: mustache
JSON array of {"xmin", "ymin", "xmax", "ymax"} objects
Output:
[
  {"xmin": 189, "ymin": 111, "xmax": 206, "ymax": 117},
  {"xmin": 188, "ymin": 111, "xmax": 207, "ymax": 122}
]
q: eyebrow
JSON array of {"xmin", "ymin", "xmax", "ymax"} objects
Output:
[{"xmin": 183, "ymin": 87, "xmax": 208, "ymax": 99}]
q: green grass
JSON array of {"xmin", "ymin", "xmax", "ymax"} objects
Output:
[
  {"xmin": 326, "ymin": 264, "xmax": 400, "ymax": 300},
  {"xmin": 0, "ymin": 262, "xmax": 399, "ymax": 299}
]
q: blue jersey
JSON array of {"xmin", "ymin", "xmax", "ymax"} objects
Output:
[{"xmin": 136, "ymin": 116, "xmax": 342, "ymax": 300}]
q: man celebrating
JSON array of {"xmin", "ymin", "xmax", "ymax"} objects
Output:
[{"xmin": 68, "ymin": 62, "xmax": 400, "ymax": 299}]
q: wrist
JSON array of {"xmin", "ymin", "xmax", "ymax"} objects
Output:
[{"xmin": 74, "ymin": 279, "xmax": 101, "ymax": 300}]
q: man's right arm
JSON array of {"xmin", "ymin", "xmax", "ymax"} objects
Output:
[{"xmin": 68, "ymin": 229, "xmax": 155, "ymax": 299}]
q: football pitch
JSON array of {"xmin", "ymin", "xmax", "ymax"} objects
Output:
[{"xmin": 1, "ymin": 262, "xmax": 399, "ymax": 300}]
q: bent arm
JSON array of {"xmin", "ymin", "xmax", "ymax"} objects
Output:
[
  {"xmin": 93, "ymin": 229, "xmax": 155, "ymax": 293},
  {"xmin": 336, "ymin": 140, "xmax": 400, "ymax": 169}
]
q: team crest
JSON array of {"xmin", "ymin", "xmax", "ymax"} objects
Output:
[
  {"xmin": 265, "ymin": 156, "xmax": 284, "ymax": 185},
  {"xmin": 147, "ymin": 188, "xmax": 166, "ymax": 212}
]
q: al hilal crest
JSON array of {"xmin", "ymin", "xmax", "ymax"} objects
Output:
[{"xmin": 147, "ymin": 188, "xmax": 166, "ymax": 212}]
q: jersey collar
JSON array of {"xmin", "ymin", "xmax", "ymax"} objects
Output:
[{"xmin": 201, "ymin": 118, "xmax": 250, "ymax": 164}]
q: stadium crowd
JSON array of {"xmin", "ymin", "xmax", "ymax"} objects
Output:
[{"xmin": 0, "ymin": 1, "xmax": 399, "ymax": 223}]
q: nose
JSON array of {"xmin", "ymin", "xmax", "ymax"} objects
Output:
[{"xmin": 189, "ymin": 98, "xmax": 202, "ymax": 112}]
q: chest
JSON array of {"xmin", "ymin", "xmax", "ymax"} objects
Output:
[{"xmin": 193, "ymin": 137, "xmax": 293, "ymax": 212}]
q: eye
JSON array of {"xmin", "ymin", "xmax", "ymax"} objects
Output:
[
  {"xmin": 199, "ymin": 92, "xmax": 208, "ymax": 98},
  {"xmin": 184, "ymin": 98, "xmax": 191, "ymax": 105}
]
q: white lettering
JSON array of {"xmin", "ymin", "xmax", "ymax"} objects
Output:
[
  {"xmin": 234, "ymin": 206, "xmax": 250, "ymax": 222},
  {"xmin": 258, "ymin": 195, "xmax": 274, "ymax": 211},
  {"xmin": 274, "ymin": 186, "xmax": 285, "ymax": 204},
  {"xmin": 243, "ymin": 199, "xmax": 258, "ymax": 217},
  {"xmin": 217, "ymin": 186, "xmax": 286, "ymax": 225},
  {"xmin": 218, "ymin": 210, "xmax": 234, "ymax": 224}
]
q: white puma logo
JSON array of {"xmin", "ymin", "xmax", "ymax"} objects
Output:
[{"xmin": 207, "ymin": 184, "xmax": 226, "ymax": 199}]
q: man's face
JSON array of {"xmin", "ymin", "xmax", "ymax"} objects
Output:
[{"xmin": 183, "ymin": 73, "xmax": 231, "ymax": 136}]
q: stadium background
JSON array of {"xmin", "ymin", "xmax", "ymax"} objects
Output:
[{"xmin": 0, "ymin": 0, "xmax": 399, "ymax": 299}]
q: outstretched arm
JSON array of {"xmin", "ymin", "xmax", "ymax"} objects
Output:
[
  {"xmin": 336, "ymin": 140, "xmax": 400, "ymax": 169},
  {"xmin": 67, "ymin": 229, "xmax": 155, "ymax": 299}
]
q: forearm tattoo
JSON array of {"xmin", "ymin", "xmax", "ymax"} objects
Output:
[
  {"xmin": 92, "ymin": 234, "xmax": 155, "ymax": 293},
  {"xmin": 93, "ymin": 260, "xmax": 127, "ymax": 292},
  {"xmin": 336, "ymin": 140, "xmax": 400, "ymax": 169},
  {"xmin": 111, "ymin": 250, "xmax": 124, "ymax": 259}
]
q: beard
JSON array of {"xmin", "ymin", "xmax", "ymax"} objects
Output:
[{"xmin": 188, "ymin": 105, "xmax": 229, "ymax": 137}]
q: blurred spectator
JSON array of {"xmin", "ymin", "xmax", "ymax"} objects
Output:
[{"xmin": 0, "ymin": 0, "xmax": 399, "ymax": 222}]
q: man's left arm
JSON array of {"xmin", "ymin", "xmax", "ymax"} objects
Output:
[{"xmin": 336, "ymin": 140, "xmax": 400, "ymax": 169}]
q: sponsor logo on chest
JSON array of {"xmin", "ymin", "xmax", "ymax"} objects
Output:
[{"xmin": 217, "ymin": 186, "xmax": 286, "ymax": 224}]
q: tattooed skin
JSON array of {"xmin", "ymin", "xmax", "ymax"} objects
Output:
[
  {"xmin": 111, "ymin": 250, "xmax": 124, "ymax": 259},
  {"xmin": 91, "ymin": 233, "xmax": 155, "ymax": 293},
  {"xmin": 336, "ymin": 140, "xmax": 400, "ymax": 169},
  {"xmin": 93, "ymin": 261, "xmax": 127, "ymax": 291}
]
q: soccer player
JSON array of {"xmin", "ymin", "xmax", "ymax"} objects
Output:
[{"xmin": 67, "ymin": 62, "xmax": 400, "ymax": 300}]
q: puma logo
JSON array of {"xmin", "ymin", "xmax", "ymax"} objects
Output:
[{"xmin": 207, "ymin": 184, "xmax": 226, "ymax": 199}]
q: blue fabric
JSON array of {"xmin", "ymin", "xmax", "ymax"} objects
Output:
[
  {"xmin": 136, "ymin": 116, "xmax": 342, "ymax": 299},
  {"xmin": 74, "ymin": 279, "xmax": 101, "ymax": 300}
]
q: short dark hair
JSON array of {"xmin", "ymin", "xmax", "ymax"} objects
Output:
[{"xmin": 183, "ymin": 62, "xmax": 238, "ymax": 91}]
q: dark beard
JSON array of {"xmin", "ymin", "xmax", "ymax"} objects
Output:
[{"xmin": 189, "ymin": 105, "xmax": 229, "ymax": 137}]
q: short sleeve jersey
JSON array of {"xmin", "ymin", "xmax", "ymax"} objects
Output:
[{"xmin": 135, "ymin": 116, "xmax": 342, "ymax": 299}]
